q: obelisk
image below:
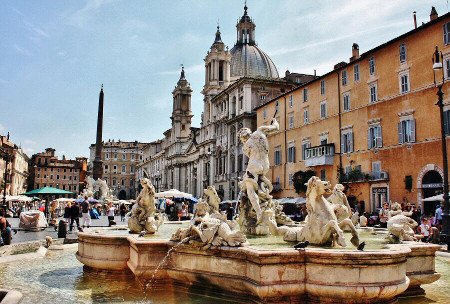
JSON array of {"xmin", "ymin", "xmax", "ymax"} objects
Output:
[{"xmin": 92, "ymin": 85, "xmax": 104, "ymax": 180}]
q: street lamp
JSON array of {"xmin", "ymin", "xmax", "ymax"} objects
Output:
[{"xmin": 432, "ymin": 45, "xmax": 450, "ymax": 249}]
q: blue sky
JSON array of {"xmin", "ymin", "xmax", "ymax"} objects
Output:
[{"xmin": 0, "ymin": 0, "xmax": 447, "ymax": 159}]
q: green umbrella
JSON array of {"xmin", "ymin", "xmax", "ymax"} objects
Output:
[
  {"xmin": 22, "ymin": 187, "xmax": 75, "ymax": 218},
  {"xmin": 22, "ymin": 186, "xmax": 74, "ymax": 196}
]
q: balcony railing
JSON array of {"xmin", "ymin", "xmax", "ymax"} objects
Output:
[
  {"xmin": 304, "ymin": 143, "xmax": 335, "ymax": 167},
  {"xmin": 340, "ymin": 170, "xmax": 389, "ymax": 183}
]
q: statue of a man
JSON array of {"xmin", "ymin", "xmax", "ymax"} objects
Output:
[{"xmin": 238, "ymin": 118, "xmax": 279, "ymax": 223}]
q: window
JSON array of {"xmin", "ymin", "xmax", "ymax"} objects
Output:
[
  {"xmin": 121, "ymin": 179, "xmax": 125, "ymax": 186},
  {"xmin": 303, "ymin": 108, "xmax": 309, "ymax": 124},
  {"xmin": 260, "ymin": 95, "xmax": 266, "ymax": 101},
  {"xmin": 320, "ymin": 80, "xmax": 325, "ymax": 95},
  {"xmin": 400, "ymin": 73, "xmax": 410, "ymax": 93},
  {"xmin": 341, "ymin": 130, "xmax": 354, "ymax": 153},
  {"xmin": 369, "ymin": 57, "xmax": 375, "ymax": 75},
  {"xmin": 274, "ymin": 146, "xmax": 282, "ymax": 165},
  {"xmin": 444, "ymin": 22, "xmax": 450, "ymax": 44},
  {"xmin": 446, "ymin": 58, "xmax": 450, "ymax": 79},
  {"xmin": 368, "ymin": 125, "xmax": 383, "ymax": 149},
  {"xmin": 263, "ymin": 109, "xmax": 267, "ymax": 119},
  {"xmin": 105, "ymin": 165, "xmax": 108, "ymax": 170},
  {"xmin": 444, "ymin": 110, "xmax": 450, "ymax": 135},
  {"xmin": 354, "ymin": 64, "xmax": 360, "ymax": 82},
  {"xmin": 289, "ymin": 95, "xmax": 293, "ymax": 108},
  {"xmin": 239, "ymin": 96, "xmax": 243, "ymax": 109},
  {"xmin": 342, "ymin": 70, "xmax": 347, "ymax": 86},
  {"xmin": 288, "ymin": 113, "xmax": 294, "ymax": 129},
  {"xmin": 130, "ymin": 166, "xmax": 134, "ymax": 173},
  {"xmin": 113, "ymin": 165, "xmax": 117, "ymax": 173},
  {"xmin": 105, "ymin": 153, "xmax": 109, "ymax": 159},
  {"xmin": 114, "ymin": 153, "xmax": 118, "ymax": 159},
  {"xmin": 287, "ymin": 144, "xmax": 296, "ymax": 163},
  {"xmin": 320, "ymin": 101, "xmax": 327, "ymax": 119},
  {"xmin": 320, "ymin": 169, "xmax": 326, "ymax": 181},
  {"xmin": 74, "ymin": 176, "xmax": 77, "ymax": 181},
  {"xmin": 369, "ymin": 83, "xmax": 378, "ymax": 103},
  {"xmin": 303, "ymin": 88, "xmax": 308, "ymax": 102},
  {"xmin": 302, "ymin": 140, "xmax": 311, "ymax": 160},
  {"xmin": 289, "ymin": 174, "xmax": 293, "ymax": 186},
  {"xmin": 399, "ymin": 44, "xmax": 407, "ymax": 63},
  {"xmin": 398, "ymin": 118, "xmax": 416, "ymax": 143},
  {"xmin": 131, "ymin": 154, "xmax": 135, "ymax": 160},
  {"xmin": 122, "ymin": 165, "xmax": 126, "ymax": 173},
  {"xmin": 343, "ymin": 93, "xmax": 350, "ymax": 112}
]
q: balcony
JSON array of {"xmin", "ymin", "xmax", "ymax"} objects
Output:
[
  {"xmin": 304, "ymin": 144, "xmax": 335, "ymax": 167},
  {"xmin": 340, "ymin": 170, "xmax": 389, "ymax": 184}
]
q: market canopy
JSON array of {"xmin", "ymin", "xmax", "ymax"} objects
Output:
[
  {"xmin": 22, "ymin": 186, "xmax": 74, "ymax": 196},
  {"xmin": 155, "ymin": 189, "xmax": 194, "ymax": 199}
]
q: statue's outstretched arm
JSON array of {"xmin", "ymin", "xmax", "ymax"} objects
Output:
[{"xmin": 258, "ymin": 118, "xmax": 279, "ymax": 135}]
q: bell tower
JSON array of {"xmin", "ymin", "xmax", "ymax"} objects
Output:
[
  {"xmin": 201, "ymin": 25, "xmax": 232, "ymax": 125},
  {"xmin": 236, "ymin": 3, "xmax": 256, "ymax": 45},
  {"xmin": 171, "ymin": 66, "xmax": 193, "ymax": 139}
]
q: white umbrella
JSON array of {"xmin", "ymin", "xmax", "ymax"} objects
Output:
[
  {"xmin": 422, "ymin": 193, "xmax": 447, "ymax": 202},
  {"xmin": 5, "ymin": 195, "xmax": 33, "ymax": 202},
  {"xmin": 155, "ymin": 189, "xmax": 194, "ymax": 199}
]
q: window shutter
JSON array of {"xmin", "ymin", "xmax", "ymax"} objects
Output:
[
  {"xmin": 367, "ymin": 128, "xmax": 372, "ymax": 149},
  {"xmin": 378, "ymin": 126, "xmax": 383, "ymax": 148},
  {"xmin": 341, "ymin": 134, "xmax": 345, "ymax": 153},
  {"xmin": 444, "ymin": 111, "xmax": 449, "ymax": 136},
  {"xmin": 398, "ymin": 122, "xmax": 403, "ymax": 144},
  {"xmin": 350, "ymin": 132, "xmax": 354, "ymax": 152},
  {"xmin": 293, "ymin": 147, "xmax": 296, "ymax": 162},
  {"xmin": 411, "ymin": 119, "xmax": 416, "ymax": 142}
]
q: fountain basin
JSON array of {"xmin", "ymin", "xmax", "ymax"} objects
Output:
[{"xmin": 76, "ymin": 230, "xmax": 441, "ymax": 303}]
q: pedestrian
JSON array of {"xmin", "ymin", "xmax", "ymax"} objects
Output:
[
  {"xmin": 227, "ymin": 203, "xmax": 234, "ymax": 221},
  {"xmin": 81, "ymin": 196, "xmax": 91, "ymax": 228},
  {"xmin": 63, "ymin": 202, "xmax": 71, "ymax": 223},
  {"xmin": 435, "ymin": 204, "xmax": 443, "ymax": 231},
  {"xmin": 0, "ymin": 209, "xmax": 12, "ymax": 246},
  {"xmin": 379, "ymin": 203, "xmax": 389, "ymax": 228},
  {"xmin": 120, "ymin": 203, "xmax": 127, "ymax": 222},
  {"xmin": 418, "ymin": 218, "xmax": 432, "ymax": 242},
  {"xmin": 69, "ymin": 202, "xmax": 82, "ymax": 232},
  {"xmin": 106, "ymin": 202, "xmax": 116, "ymax": 226}
]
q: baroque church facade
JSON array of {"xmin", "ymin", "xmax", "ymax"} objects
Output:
[{"xmin": 136, "ymin": 5, "xmax": 315, "ymax": 199}]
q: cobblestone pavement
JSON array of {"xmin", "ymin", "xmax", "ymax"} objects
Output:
[{"xmin": 5, "ymin": 215, "xmax": 125, "ymax": 244}]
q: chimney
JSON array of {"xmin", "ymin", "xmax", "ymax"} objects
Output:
[
  {"xmin": 430, "ymin": 6, "xmax": 438, "ymax": 21},
  {"xmin": 350, "ymin": 43, "xmax": 359, "ymax": 62},
  {"xmin": 285, "ymin": 69, "xmax": 290, "ymax": 77},
  {"xmin": 413, "ymin": 11, "xmax": 417, "ymax": 29}
]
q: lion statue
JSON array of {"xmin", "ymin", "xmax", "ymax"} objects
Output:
[
  {"xmin": 387, "ymin": 214, "xmax": 418, "ymax": 242},
  {"xmin": 128, "ymin": 178, "xmax": 163, "ymax": 234}
]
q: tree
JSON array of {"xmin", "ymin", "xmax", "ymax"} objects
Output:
[{"xmin": 293, "ymin": 170, "xmax": 316, "ymax": 194}]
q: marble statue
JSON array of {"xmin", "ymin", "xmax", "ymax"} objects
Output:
[
  {"xmin": 171, "ymin": 184, "xmax": 246, "ymax": 249},
  {"xmin": 237, "ymin": 118, "xmax": 279, "ymax": 235},
  {"xmin": 171, "ymin": 217, "xmax": 247, "ymax": 250},
  {"xmin": 388, "ymin": 201, "xmax": 413, "ymax": 219},
  {"xmin": 263, "ymin": 177, "xmax": 360, "ymax": 247},
  {"xmin": 387, "ymin": 214, "xmax": 418, "ymax": 242},
  {"xmin": 327, "ymin": 184, "xmax": 352, "ymax": 222},
  {"xmin": 83, "ymin": 176, "xmax": 95, "ymax": 197},
  {"xmin": 128, "ymin": 178, "xmax": 163, "ymax": 234},
  {"xmin": 273, "ymin": 200, "xmax": 295, "ymax": 226},
  {"xmin": 97, "ymin": 178, "xmax": 114, "ymax": 202}
]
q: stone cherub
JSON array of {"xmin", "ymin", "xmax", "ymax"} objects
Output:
[
  {"xmin": 237, "ymin": 117, "xmax": 279, "ymax": 226},
  {"xmin": 128, "ymin": 178, "xmax": 163, "ymax": 234}
]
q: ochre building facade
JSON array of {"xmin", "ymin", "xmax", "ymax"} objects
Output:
[{"xmin": 256, "ymin": 9, "xmax": 450, "ymax": 215}]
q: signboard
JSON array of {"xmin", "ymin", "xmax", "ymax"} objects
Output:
[{"xmin": 422, "ymin": 183, "xmax": 443, "ymax": 189}]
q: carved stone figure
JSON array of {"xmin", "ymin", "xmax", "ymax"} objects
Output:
[
  {"xmin": 387, "ymin": 214, "xmax": 418, "ymax": 242},
  {"xmin": 97, "ymin": 178, "xmax": 114, "ymax": 201},
  {"xmin": 201, "ymin": 185, "xmax": 220, "ymax": 214},
  {"xmin": 273, "ymin": 200, "xmax": 295, "ymax": 226},
  {"xmin": 237, "ymin": 118, "xmax": 279, "ymax": 234},
  {"xmin": 327, "ymin": 184, "xmax": 352, "ymax": 222},
  {"xmin": 128, "ymin": 178, "xmax": 163, "ymax": 234},
  {"xmin": 83, "ymin": 176, "xmax": 95, "ymax": 197},
  {"xmin": 264, "ymin": 177, "xmax": 360, "ymax": 247},
  {"xmin": 171, "ymin": 217, "xmax": 247, "ymax": 250}
]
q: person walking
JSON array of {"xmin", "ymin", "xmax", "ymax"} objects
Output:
[
  {"xmin": 106, "ymin": 202, "xmax": 116, "ymax": 226},
  {"xmin": 63, "ymin": 202, "xmax": 71, "ymax": 223},
  {"xmin": 81, "ymin": 196, "xmax": 91, "ymax": 228},
  {"xmin": 119, "ymin": 203, "xmax": 127, "ymax": 222},
  {"xmin": 69, "ymin": 202, "xmax": 82, "ymax": 232},
  {"xmin": 0, "ymin": 209, "xmax": 12, "ymax": 246},
  {"xmin": 435, "ymin": 204, "xmax": 443, "ymax": 231},
  {"xmin": 379, "ymin": 203, "xmax": 389, "ymax": 228}
]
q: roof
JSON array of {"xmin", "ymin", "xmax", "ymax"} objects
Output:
[
  {"xmin": 254, "ymin": 11, "xmax": 450, "ymax": 111},
  {"xmin": 230, "ymin": 44, "xmax": 279, "ymax": 78}
]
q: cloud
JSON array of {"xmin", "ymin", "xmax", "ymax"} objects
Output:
[
  {"xmin": 24, "ymin": 139, "xmax": 37, "ymax": 145},
  {"xmin": 157, "ymin": 64, "xmax": 203, "ymax": 76},
  {"xmin": 57, "ymin": 50, "xmax": 67, "ymax": 57},
  {"xmin": 0, "ymin": 123, "xmax": 5, "ymax": 133},
  {"xmin": 13, "ymin": 44, "xmax": 32, "ymax": 56},
  {"xmin": 23, "ymin": 147, "xmax": 34, "ymax": 154},
  {"xmin": 68, "ymin": 0, "xmax": 115, "ymax": 28}
]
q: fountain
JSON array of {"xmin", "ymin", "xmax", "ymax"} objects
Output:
[{"xmin": 76, "ymin": 118, "xmax": 441, "ymax": 303}]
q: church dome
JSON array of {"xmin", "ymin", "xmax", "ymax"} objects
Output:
[
  {"xmin": 229, "ymin": 4, "xmax": 279, "ymax": 79},
  {"xmin": 230, "ymin": 44, "xmax": 279, "ymax": 78}
]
